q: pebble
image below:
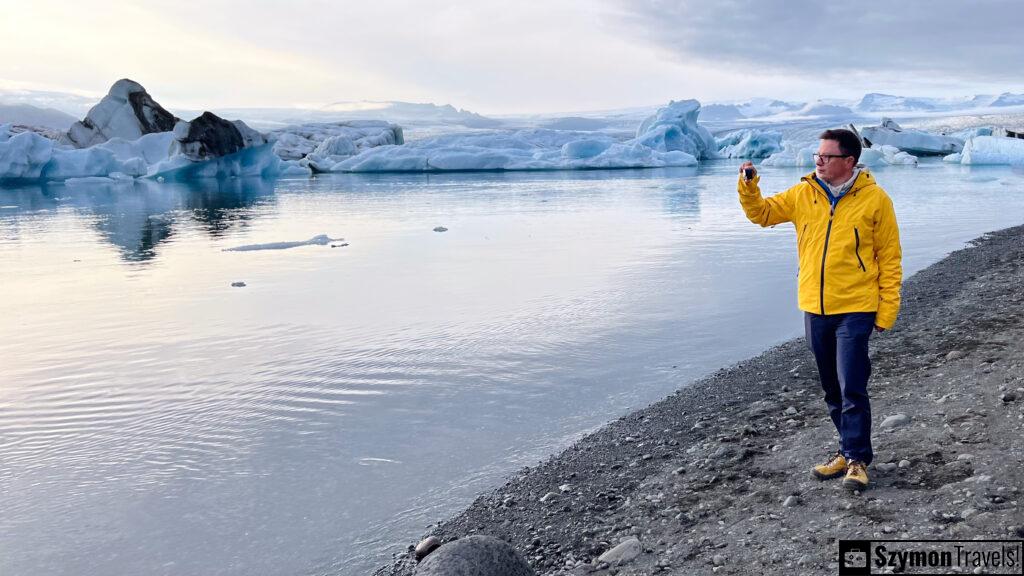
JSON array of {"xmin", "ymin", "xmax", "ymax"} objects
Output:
[
  {"xmin": 783, "ymin": 496, "xmax": 800, "ymax": 507},
  {"xmin": 433, "ymin": 226, "xmax": 448, "ymax": 232},
  {"xmin": 880, "ymin": 413, "xmax": 911, "ymax": 429},
  {"xmin": 597, "ymin": 538, "xmax": 641, "ymax": 566},
  {"xmin": 784, "ymin": 406, "xmax": 798, "ymax": 415},
  {"xmin": 1001, "ymin": 392, "xmax": 1017, "ymax": 403},
  {"xmin": 414, "ymin": 536, "xmax": 442, "ymax": 560},
  {"xmin": 956, "ymin": 454, "xmax": 974, "ymax": 460},
  {"xmin": 875, "ymin": 463, "xmax": 898, "ymax": 473},
  {"xmin": 540, "ymin": 492, "xmax": 559, "ymax": 503},
  {"xmin": 231, "ymin": 281, "xmax": 246, "ymax": 287},
  {"xmin": 558, "ymin": 484, "xmax": 572, "ymax": 492},
  {"xmin": 898, "ymin": 459, "xmax": 911, "ymax": 469},
  {"xmin": 945, "ymin": 350, "xmax": 966, "ymax": 361},
  {"xmin": 712, "ymin": 554, "xmax": 726, "ymax": 566}
]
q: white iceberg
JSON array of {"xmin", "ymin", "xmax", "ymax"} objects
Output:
[
  {"xmin": 0, "ymin": 129, "xmax": 55, "ymax": 179},
  {"xmin": 959, "ymin": 136, "xmax": 1024, "ymax": 165},
  {"xmin": 148, "ymin": 144, "xmax": 284, "ymax": 180},
  {"xmin": 0, "ymin": 115, "xmax": 287, "ymax": 181},
  {"xmin": 760, "ymin": 141, "xmax": 918, "ymax": 168},
  {"xmin": 634, "ymin": 100, "xmax": 717, "ymax": 159},
  {"xmin": 65, "ymin": 79, "xmax": 177, "ymax": 148},
  {"xmin": 223, "ymin": 234, "xmax": 341, "ymax": 252},
  {"xmin": 316, "ymin": 100, "xmax": 713, "ymax": 173},
  {"xmin": 716, "ymin": 129, "xmax": 783, "ymax": 158},
  {"xmin": 859, "ymin": 145, "xmax": 918, "ymax": 166},
  {"xmin": 760, "ymin": 142, "xmax": 816, "ymax": 167},
  {"xmin": 860, "ymin": 118, "xmax": 963, "ymax": 156},
  {"xmin": 330, "ymin": 128, "xmax": 697, "ymax": 173},
  {"xmin": 268, "ymin": 121, "xmax": 404, "ymax": 170}
]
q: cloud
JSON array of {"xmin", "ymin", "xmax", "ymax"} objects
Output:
[{"xmin": 610, "ymin": 0, "xmax": 1024, "ymax": 83}]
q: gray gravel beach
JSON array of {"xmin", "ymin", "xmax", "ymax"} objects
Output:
[{"xmin": 376, "ymin": 223, "xmax": 1024, "ymax": 576}]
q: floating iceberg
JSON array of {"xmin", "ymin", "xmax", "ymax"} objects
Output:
[
  {"xmin": 716, "ymin": 129, "xmax": 783, "ymax": 158},
  {"xmin": 634, "ymin": 100, "xmax": 717, "ymax": 160},
  {"xmin": 760, "ymin": 142, "xmax": 816, "ymax": 167},
  {"xmin": 860, "ymin": 145, "xmax": 918, "ymax": 167},
  {"xmin": 313, "ymin": 100, "xmax": 713, "ymax": 173},
  {"xmin": 859, "ymin": 118, "xmax": 963, "ymax": 156},
  {"xmin": 958, "ymin": 136, "xmax": 1024, "ymax": 165},
  {"xmin": 268, "ymin": 121, "xmax": 404, "ymax": 171},
  {"xmin": 223, "ymin": 234, "xmax": 340, "ymax": 252},
  {"xmin": 760, "ymin": 141, "xmax": 918, "ymax": 168},
  {"xmin": 148, "ymin": 143, "xmax": 285, "ymax": 180},
  {"xmin": 330, "ymin": 129, "xmax": 697, "ymax": 172},
  {"xmin": 0, "ymin": 114, "xmax": 287, "ymax": 182},
  {"xmin": 0, "ymin": 129, "xmax": 55, "ymax": 179},
  {"xmin": 0, "ymin": 80, "xmax": 292, "ymax": 182},
  {"xmin": 65, "ymin": 79, "xmax": 177, "ymax": 148}
]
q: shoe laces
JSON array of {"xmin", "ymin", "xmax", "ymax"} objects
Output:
[
  {"xmin": 826, "ymin": 450, "xmax": 844, "ymax": 465},
  {"xmin": 848, "ymin": 460, "xmax": 866, "ymax": 475}
]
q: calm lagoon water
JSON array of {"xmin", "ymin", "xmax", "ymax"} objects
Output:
[{"xmin": 1, "ymin": 160, "xmax": 1022, "ymax": 576}]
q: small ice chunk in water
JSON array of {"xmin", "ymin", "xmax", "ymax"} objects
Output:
[{"xmin": 223, "ymin": 234, "xmax": 341, "ymax": 252}]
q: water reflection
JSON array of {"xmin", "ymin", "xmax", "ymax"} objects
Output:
[{"xmin": 0, "ymin": 177, "xmax": 277, "ymax": 262}]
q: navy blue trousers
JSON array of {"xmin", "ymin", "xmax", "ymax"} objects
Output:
[{"xmin": 804, "ymin": 311, "xmax": 876, "ymax": 465}]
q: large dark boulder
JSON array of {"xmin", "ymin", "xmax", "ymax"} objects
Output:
[{"xmin": 414, "ymin": 536, "xmax": 534, "ymax": 576}]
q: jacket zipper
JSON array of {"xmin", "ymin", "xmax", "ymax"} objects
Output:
[
  {"xmin": 807, "ymin": 175, "xmax": 867, "ymax": 315},
  {"xmin": 819, "ymin": 207, "xmax": 833, "ymax": 314},
  {"xmin": 854, "ymin": 227, "xmax": 866, "ymax": 272}
]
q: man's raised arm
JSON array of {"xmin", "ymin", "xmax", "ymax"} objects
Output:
[{"xmin": 737, "ymin": 161, "xmax": 797, "ymax": 227}]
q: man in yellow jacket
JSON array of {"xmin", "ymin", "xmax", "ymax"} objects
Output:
[{"xmin": 737, "ymin": 128, "xmax": 902, "ymax": 491}]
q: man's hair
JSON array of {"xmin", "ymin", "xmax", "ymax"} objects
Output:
[{"xmin": 819, "ymin": 128, "xmax": 862, "ymax": 162}]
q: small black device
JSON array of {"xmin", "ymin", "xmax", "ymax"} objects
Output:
[{"xmin": 743, "ymin": 167, "xmax": 755, "ymax": 180}]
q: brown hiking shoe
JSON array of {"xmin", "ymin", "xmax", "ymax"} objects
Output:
[
  {"xmin": 843, "ymin": 460, "xmax": 869, "ymax": 491},
  {"xmin": 811, "ymin": 451, "xmax": 848, "ymax": 480}
]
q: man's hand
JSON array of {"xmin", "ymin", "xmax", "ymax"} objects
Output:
[
  {"xmin": 874, "ymin": 325, "xmax": 886, "ymax": 333},
  {"xmin": 739, "ymin": 161, "xmax": 756, "ymax": 180}
]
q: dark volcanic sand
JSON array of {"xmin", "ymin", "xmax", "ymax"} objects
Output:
[{"xmin": 376, "ymin": 225, "xmax": 1024, "ymax": 576}]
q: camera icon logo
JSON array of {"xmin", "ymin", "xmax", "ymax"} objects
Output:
[
  {"xmin": 838, "ymin": 540, "xmax": 872, "ymax": 575},
  {"xmin": 843, "ymin": 548, "xmax": 868, "ymax": 568}
]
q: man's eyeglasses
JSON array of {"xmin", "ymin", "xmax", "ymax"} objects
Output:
[{"xmin": 813, "ymin": 153, "xmax": 850, "ymax": 164}]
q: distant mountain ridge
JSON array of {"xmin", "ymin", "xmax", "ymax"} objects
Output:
[
  {"xmin": 319, "ymin": 100, "xmax": 502, "ymax": 128},
  {"xmin": 0, "ymin": 103, "xmax": 78, "ymax": 130}
]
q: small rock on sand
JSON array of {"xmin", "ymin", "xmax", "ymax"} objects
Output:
[
  {"xmin": 414, "ymin": 536, "xmax": 441, "ymax": 560},
  {"xmin": 598, "ymin": 538, "xmax": 641, "ymax": 566},
  {"xmin": 880, "ymin": 413, "xmax": 911, "ymax": 429}
]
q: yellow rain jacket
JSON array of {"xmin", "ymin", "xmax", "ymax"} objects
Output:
[{"xmin": 738, "ymin": 170, "xmax": 902, "ymax": 329}]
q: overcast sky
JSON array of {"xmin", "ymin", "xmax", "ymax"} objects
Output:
[{"xmin": 2, "ymin": 0, "xmax": 1022, "ymax": 114}]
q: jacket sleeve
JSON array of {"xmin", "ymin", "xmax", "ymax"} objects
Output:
[
  {"xmin": 873, "ymin": 194, "xmax": 902, "ymax": 329},
  {"xmin": 737, "ymin": 175, "xmax": 798, "ymax": 227}
]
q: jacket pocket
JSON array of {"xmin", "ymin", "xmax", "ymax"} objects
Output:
[{"xmin": 854, "ymin": 227, "xmax": 867, "ymax": 272}]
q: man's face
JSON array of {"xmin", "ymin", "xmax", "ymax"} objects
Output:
[{"xmin": 815, "ymin": 139, "xmax": 855, "ymax": 184}]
